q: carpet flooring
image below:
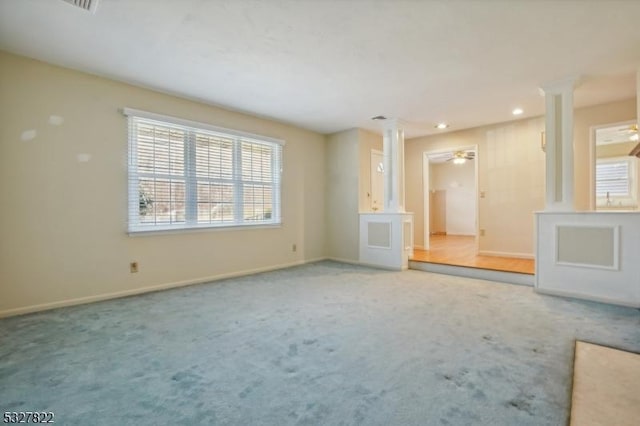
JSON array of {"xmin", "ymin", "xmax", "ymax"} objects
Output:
[{"xmin": 1, "ymin": 261, "xmax": 639, "ymax": 425}]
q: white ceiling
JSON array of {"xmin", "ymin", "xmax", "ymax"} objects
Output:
[{"xmin": 1, "ymin": 0, "xmax": 639, "ymax": 137}]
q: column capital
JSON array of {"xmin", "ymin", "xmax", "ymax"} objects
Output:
[
  {"xmin": 539, "ymin": 74, "xmax": 582, "ymax": 95},
  {"xmin": 381, "ymin": 117, "xmax": 409, "ymax": 131}
]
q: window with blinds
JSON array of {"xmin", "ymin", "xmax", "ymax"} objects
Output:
[
  {"xmin": 596, "ymin": 160, "xmax": 630, "ymax": 197},
  {"xmin": 125, "ymin": 109, "xmax": 283, "ymax": 233}
]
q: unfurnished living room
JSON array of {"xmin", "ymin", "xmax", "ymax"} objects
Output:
[{"xmin": 1, "ymin": 1, "xmax": 639, "ymax": 425}]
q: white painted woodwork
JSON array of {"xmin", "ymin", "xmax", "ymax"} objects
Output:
[
  {"xmin": 359, "ymin": 213, "xmax": 414, "ymax": 270},
  {"xmin": 535, "ymin": 211, "xmax": 640, "ymax": 307},
  {"xmin": 555, "ymin": 225, "xmax": 618, "ymax": 269},
  {"xmin": 541, "ymin": 76, "xmax": 580, "ymax": 211},
  {"xmin": 367, "ymin": 221, "xmax": 391, "ymax": 248},
  {"xmin": 382, "ymin": 119, "xmax": 406, "ymax": 213},
  {"xmin": 359, "ymin": 119, "xmax": 414, "ymax": 270}
]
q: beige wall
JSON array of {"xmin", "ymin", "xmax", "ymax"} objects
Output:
[
  {"xmin": 596, "ymin": 141, "xmax": 637, "ymax": 158},
  {"xmin": 407, "ymin": 98, "xmax": 636, "ymax": 256},
  {"xmin": 324, "ymin": 127, "xmax": 382, "ymax": 262},
  {"xmin": 407, "ymin": 117, "xmax": 545, "ymax": 256},
  {"xmin": 358, "ymin": 129, "xmax": 383, "ymax": 212},
  {"xmin": 325, "ymin": 129, "xmax": 359, "ymax": 262},
  {"xmin": 0, "ymin": 51, "xmax": 326, "ymax": 316}
]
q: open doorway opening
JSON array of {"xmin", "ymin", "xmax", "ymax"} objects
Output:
[{"xmin": 421, "ymin": 147, "xmax": 479, "ymax": 255}]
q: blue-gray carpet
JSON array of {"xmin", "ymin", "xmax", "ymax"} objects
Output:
[{"xmin": 1, "ymin": 261, "xmax": 639, "ymax": 425}]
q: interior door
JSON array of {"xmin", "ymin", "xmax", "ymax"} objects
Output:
[{"xmin": 370, "ymin": 150, "xmax": 384, "ymax": 211}]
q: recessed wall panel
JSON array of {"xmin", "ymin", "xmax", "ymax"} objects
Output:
[
  {"xmin": 556, "ymin": 225, "xmax": 618, "ymax": 269},
  {"xmin": 368, "ymin": 222, "xmax": 391, "ymax": 248}
]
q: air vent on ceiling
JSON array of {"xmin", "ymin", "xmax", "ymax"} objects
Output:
[{"xmin": 61, "ymin": 0, "xmax": 99, "ymax": 13}]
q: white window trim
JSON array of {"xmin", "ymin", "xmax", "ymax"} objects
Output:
[{"xmin": 124, "ymin": 108, "xmax": 284, "ymax": 235}]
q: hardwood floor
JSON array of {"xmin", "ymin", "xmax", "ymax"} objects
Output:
[{"xmin": 411, "ymin": 234, "xmax": 535, "ymax": 275}]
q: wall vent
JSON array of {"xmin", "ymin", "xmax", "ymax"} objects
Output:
[{"xmin": 61, "ymin": 0, "xmax": 99, "ymax": 13}]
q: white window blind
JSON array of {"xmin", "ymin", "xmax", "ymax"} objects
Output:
[
  {"xmin": 126, "ymin": 109, "xmax": 283, "ymax": 233},
  {"xmin": 596, "ymin": 161, "xmax": 630, "ymax": 197}
]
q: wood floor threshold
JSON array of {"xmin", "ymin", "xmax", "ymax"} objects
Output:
[
  {"xmin": 412, "ymin": 235, "xmax": 535, "ymax": 275},
  {"xmin": 409, "ymin": 261, "xmax": 535, "ymax": 287}
]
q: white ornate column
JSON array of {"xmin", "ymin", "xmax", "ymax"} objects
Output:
[
  {"xmin": 360, "ymin": 119, "xmax": 413, "ymax": 270},
  {"xmin": 540, "ymin": 76, "xmax": 580, "ymax": 211},
  {"xmin": 382, "ymin": 118, "xmax": 406, "ymax": 213}
]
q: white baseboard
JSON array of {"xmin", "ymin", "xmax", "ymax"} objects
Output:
[
  {"xmin": 325, "ymin": 257, "xmax": 362, "ymax": 266},
  {"xmin": 534, "ymin": 287, "xmax": 640, "ymax": 308},
  {"xmin": 0, "ymin": 258, "xmax": 326, "ymax": 319},
  {"xmin": 478, "ymin": 250, "xmax": 534, "ymax": 260},
  {"xmin": 326, "ymin": 257, "xmax": 405, "ymax": 271}
]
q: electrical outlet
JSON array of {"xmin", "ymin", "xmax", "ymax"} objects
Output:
[
  {"xmin": 480, "ymin": 229, "xmax": 486, "ymax": 237},
  {"xmin": 480, "ymin": 191, "xmax": 486, "ymax": 198},
  {"xmin": 130, "ymin": 262, "xmax": 139, "ymax": 273},
  {"xmin": 292, "ymin": 244, "xmax": 297, "ymax": 252}
]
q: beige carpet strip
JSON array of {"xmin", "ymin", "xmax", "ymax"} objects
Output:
[{"xmin": 570, "ymin": 341, "xmax": 640, "ymax": 426}]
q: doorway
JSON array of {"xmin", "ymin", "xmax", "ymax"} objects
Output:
[{"xmin": 421, "ymin": 147, "xmax": 479, "ymax": 252}]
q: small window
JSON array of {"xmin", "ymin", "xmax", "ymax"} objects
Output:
[
  {"xmin": 595, "ymin": 157, "xmax": 637, "ymax": 208},
  {"xmin": 596, "ymin": 160, "xmax": 630, "ymax": 197},
  {"xmin": 126, "ymin": 109, "xmax": 283, "ymax": 233}
]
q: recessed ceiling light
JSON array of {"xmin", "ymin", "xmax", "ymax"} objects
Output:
[
  {"xmin": 512, "ymin": 108, "xmax": 524, "ymax": 116},
  {"xmin": 435, "ymin": 123, "xmax": 448, "ymax": 129},
  {"xmin": 371, "ymin": 115, "xmax": 387, "ymax": 120}
]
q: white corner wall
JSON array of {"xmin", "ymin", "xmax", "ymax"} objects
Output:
[{"xmin": 0, "ymin": 51, "xmax": 326, "ymax": 317}]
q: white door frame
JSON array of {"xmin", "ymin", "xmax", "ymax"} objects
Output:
[{"xmin": 422, "ymin": 145, "xmax": 479, "ymax": 252}]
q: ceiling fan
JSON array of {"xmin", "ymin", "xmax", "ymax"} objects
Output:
[
  {"xmin": 612, "ymin": 123, "xmax": 638, "ymax": 139},
  {"xmin": 447, "ymin": 150, "xmax": 475, "ymax": 164},
  {"xmin": 628, "ymin": 124, "xmax": 639, "ymax": 142}
]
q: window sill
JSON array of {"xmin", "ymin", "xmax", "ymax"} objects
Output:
[{"xmin": 128, "ymin": 222, "xmax": 282, "ymax": 237}]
